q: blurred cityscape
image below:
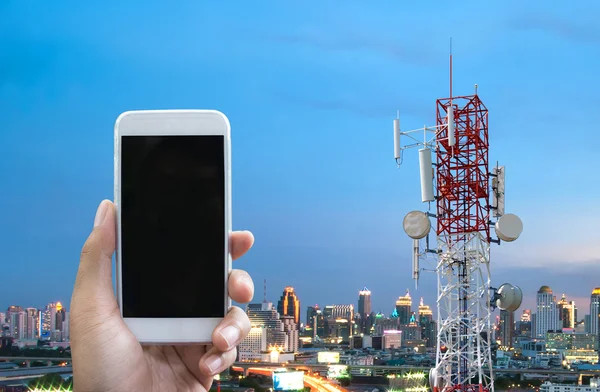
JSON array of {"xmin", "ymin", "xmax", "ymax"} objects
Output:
[{"xmin": 2, "ymin": 284, "xmax": 600, "ymax": 391}]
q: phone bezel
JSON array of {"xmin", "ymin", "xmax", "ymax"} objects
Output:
[{"xmin": 114, "ymin": 110, "xmax": 232, "ymax": 344}]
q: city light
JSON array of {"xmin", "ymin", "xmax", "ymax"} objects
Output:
[
  {"xmin": 4, "ymin": 283, "xmax": 600, "ymax": 392},
  {"xmin": 405, "ymin": 372, "xmax": 426, "ymax": 379}
]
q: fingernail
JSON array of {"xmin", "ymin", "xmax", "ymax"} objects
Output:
[
  {"xmin": 219, "ymin": 325, "xmax": 241, "ymax": 348},
  {"xmin": 94, "ymin": 201, "xmax": 108, "ymax": 228},
  {"xmin": 205, "ymin": 355, "xmax": 223, "ymax": 374}
]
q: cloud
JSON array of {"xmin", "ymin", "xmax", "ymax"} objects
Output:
[
  {"xmin": 492, "ymin": 264, "xmax": 599, "ymax": 315},
  {"xmin": 495, "ymin": 243, "xmax": 600, "ymax": 270},
  {"xmin": 272, "ymin": 89, "xmax": 430, "ymax": 119},
  {"xmin": 258, "ymin": 24, "xmax": 447, "ymax": 119},
  {"xmin": 264, "ymin": 27, "xmax": 439, "ymax": 66},
  {"xmin": 508, "ymin": 13, "xmax": 600, "ymax": 45},
  {"xmin": 490, "ymin": 240, "xmax": 600, "ymax": 313}
]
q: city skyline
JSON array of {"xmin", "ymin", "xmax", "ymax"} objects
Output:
[
  {"xmin": 4, "ymin": 283, "xmax": 597, "ymax": 323},
  {"xmin": 6, "ymin": 283, "xmax": 598, "ymax": 329},
  {"xmin": 2, "ymin": 282, "xmax": 594, "ymax": 348},
  {"xmin": 2, "ymin": 2, "xmax": 600, "ymax": 315}
]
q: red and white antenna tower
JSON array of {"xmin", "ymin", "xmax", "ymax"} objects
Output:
[
  {"xmin": 263, "ymin": 279, "xmax": 268, "ymax": 303},
  {"xmin": 393, "ymin": 40, "xmax": 524, "ymax": 392}
]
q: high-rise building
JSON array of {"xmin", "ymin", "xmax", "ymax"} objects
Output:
[
  {"xmin": 358, "ymin": 288, "xmax": 372, "ymax": 334},
  {"xmin": 373, "ymin": 317, "xmax": 400, "ymax": 336},
  {"xmin": 245, "ymin": 302, "xmax": 289, "ymax": 350},
  {"xmin": 41, "ymin": 308, "xmax": 51, "ymax": 336},
  {"xmin": 399, "ymin": 312, "xmax": 421, "ymax": 341},
  {"xmin": 8, "ymin": 312, "xmax": 25, "ymax": 340},
  {"xmin": 247, "ymin": 303, "xmax": 283, "ymax": 328},
  {"xmin": 395, "ymin": 289, "xmax": 412, "ymax": 325},
  {"xmin": 42, "ymin": 302, "xmax": 63, "ymax": 337},
  {"xmin": 358, "ymin": 287, "xmax": 372, "ymax": 316},
  {"xmin": 281, "ymin": 316, "xmax": 299, "ymax": 353},
  {"xmin": 305, "ymin": 305, "xmax": 324, "ymax": 339},
  {"xmin": 517, "ymin": 309, "xmax": 532, "ymax": 337},
  {"xmin": 6, "ymin": 306, "xmax": 24, "ymax": 340},
  {"xmin": 585, "ymin": 314, "xmax": 592, "ymax": 333},
  {"xmin": 499, "ymin": 310, "xmax": 515, "ymax": 347},
  {"xmin": 323, "ymin": 305, "xmax": 354, "ymax": 322},
  {"xmin": 238, "ymin": 327, "xmax": 268, "ymax": 361},
  {"xmin": 557, "ymin": 294, "xmax": 576, "ymax": 329},
  {"xmin": 6, "ymin": 306, "xmax": 23, "ymax": 314},
  {"xmin": 320, "ymin": 305, "xmax": 354, "ymax": 341},
  {"xmin": 25, "ymin": 308, "xmax": 39, "ymax": 340},
  {"xmin": 50, "ymin": 303, "xmax": 68, "ymax": 342},
  {"xmin": 590, "ymin": 288, "xmax": 600, "ymax": 335},
  {"xmin": 277, "ymin": 287, "xmax": 300, "ymax": 325},
  {"xmin": 315, "ymin": 309, "xmax": 325, "ymax": 338},
  {"xmin": 353, "ymin": 313, "xmax": 362, "ymax": 335},
  {"xmin": 382, "ymin": 330, "xmax": 402, "ymax": 350},
  {"xmin": 62, "ymin": 311, "xmax": 70, "ymax": 342},
  {"xmin": 418, "ymin": 297, "xmax": 436, "ymax": 348},
  {"xmin": 306, "ymin": 306, "xmax": 319, "ymax": 330},
  {"xmin": 329, "ymin": 319, "xmax": 351, "ymax": 341},
  {"xmin": 535, "ymin": 286, "xmax": 561, "ymax": 339}
]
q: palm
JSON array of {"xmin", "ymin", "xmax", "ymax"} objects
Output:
[
  {"xmin": 71, "ymin": 201, "xmax": 254, "ymax": 392},
  {"xmin": 86, "ymin": 320, "xmax": 214, "ymax": 391},
  {"xmin": 142, "ymin": 346, "xmax": 212, "ymax": 392}
]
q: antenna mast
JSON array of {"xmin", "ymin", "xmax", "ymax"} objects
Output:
[
  {"xmin": 450, "ymin": 38, "xmax": 453, "ymax": 100},
  {"xmin": 391, "ymin": 40, "xmax": 523, "ymax": 392},
  {"xmin": 263, "ymin": 279, "xmax": 267, "ymax": 304}
]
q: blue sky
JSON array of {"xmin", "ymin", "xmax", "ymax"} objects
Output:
[{"xmin": 2, "ymin": 1, "xmax": 600, "ymax": 321}]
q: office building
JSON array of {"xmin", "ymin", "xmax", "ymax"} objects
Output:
[
  {"xmin": 281, "ymin": 315, "xmax": 299, "ymax": 353},
  {"xmin": 499, "ymin": 310, "xmax": 515, "ymax": 347},
  {"xmin": 590, "ymin": 288, "xmax": 600, "ymax": 335},
  {"xmin": 358, "ymin": 287, "xmax": 372, "ymax": 334},
  {"xmin": 277, "ymin": 287, "xmax": 300, "ymax": 325},
  {"xmin": 535, "ymin": 286, "xmax": 561, "ymax": 339},
  {"xmin": 557, "ymin": 294, "xmax": 576, "ymax": 329},
  {"xmin": 396, "ymin": 290, "xmax": 413, "ymax": 325},
  {"xmin": 382, "ymin": 330, "xmax": 402, "ymax": 350}
]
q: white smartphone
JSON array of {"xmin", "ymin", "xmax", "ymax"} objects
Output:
[{"xmin": 114, "ymin": 110, "xmax": 232, "ymax": 344}]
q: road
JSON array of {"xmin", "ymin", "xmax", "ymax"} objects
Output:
[
  {"xmin": 243, "ymin": 367, "xmax": 348, "ymax": 392},
  {"xmin": 303, "ymin": 374, "xmax": 348, "ymax": 392},
  {"xmin": 0, "ymin": 365, "xmax": 72, "ymax": 379}
]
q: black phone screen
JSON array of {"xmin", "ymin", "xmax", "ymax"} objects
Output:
[{"xmin": 120, "ymin": 135, "xmax": 225, "ymax": 318}]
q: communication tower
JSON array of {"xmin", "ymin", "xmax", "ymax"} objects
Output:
[{"xmin": 392, "ymin": 43, "xmax": 523, "ymax": 392}]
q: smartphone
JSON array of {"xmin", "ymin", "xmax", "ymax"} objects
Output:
[{"xmin": 114, "ymin": 110, "xmax": 231, "ymax": 344}]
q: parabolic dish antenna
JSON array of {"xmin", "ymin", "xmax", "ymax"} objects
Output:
[
  {"xmin": 495, "ymin": 213, "xmax": 523, "ymax": 242},
  {"xmin": 496, "ymin": 283, "xmax": 523, "ymax": 312},
  {"xmin": 429, "ymin": 368, "xmax": 435, "ymax": 391},
  {"xmin": 429, "ymin": 368, "xmax": 442, "ymax": 391},
  {"xmin": 403, "ymin": 211, "xmax": 431, "ymax": 240}
]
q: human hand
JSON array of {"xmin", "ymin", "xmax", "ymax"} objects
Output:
[{"xmin": 70, "ymin": 200, "xmax": 255, "ymax": 392}]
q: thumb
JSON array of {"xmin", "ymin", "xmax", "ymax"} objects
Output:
[{"xmin": 72, "ymin": 200, "xmax": 119, "ymax": 315}]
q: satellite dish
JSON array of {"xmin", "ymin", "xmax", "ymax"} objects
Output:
[
  {"xmin": 495, "ymin": 213, "xmax": 523, "ymax": 242},
  {"xmin": 403, "ymin": 211, "xmax": 431, "ymax": 240},
  {"xmin": 429, "ymin": 368, "xmax": 442, "ymax": 391},
  {"xmin": 429, "ymin": 368, "xmax": 436, "ymax": 391},
  {"xmin": 496, "ymin": 283, "xmax": 523, "ymax": 312}
]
